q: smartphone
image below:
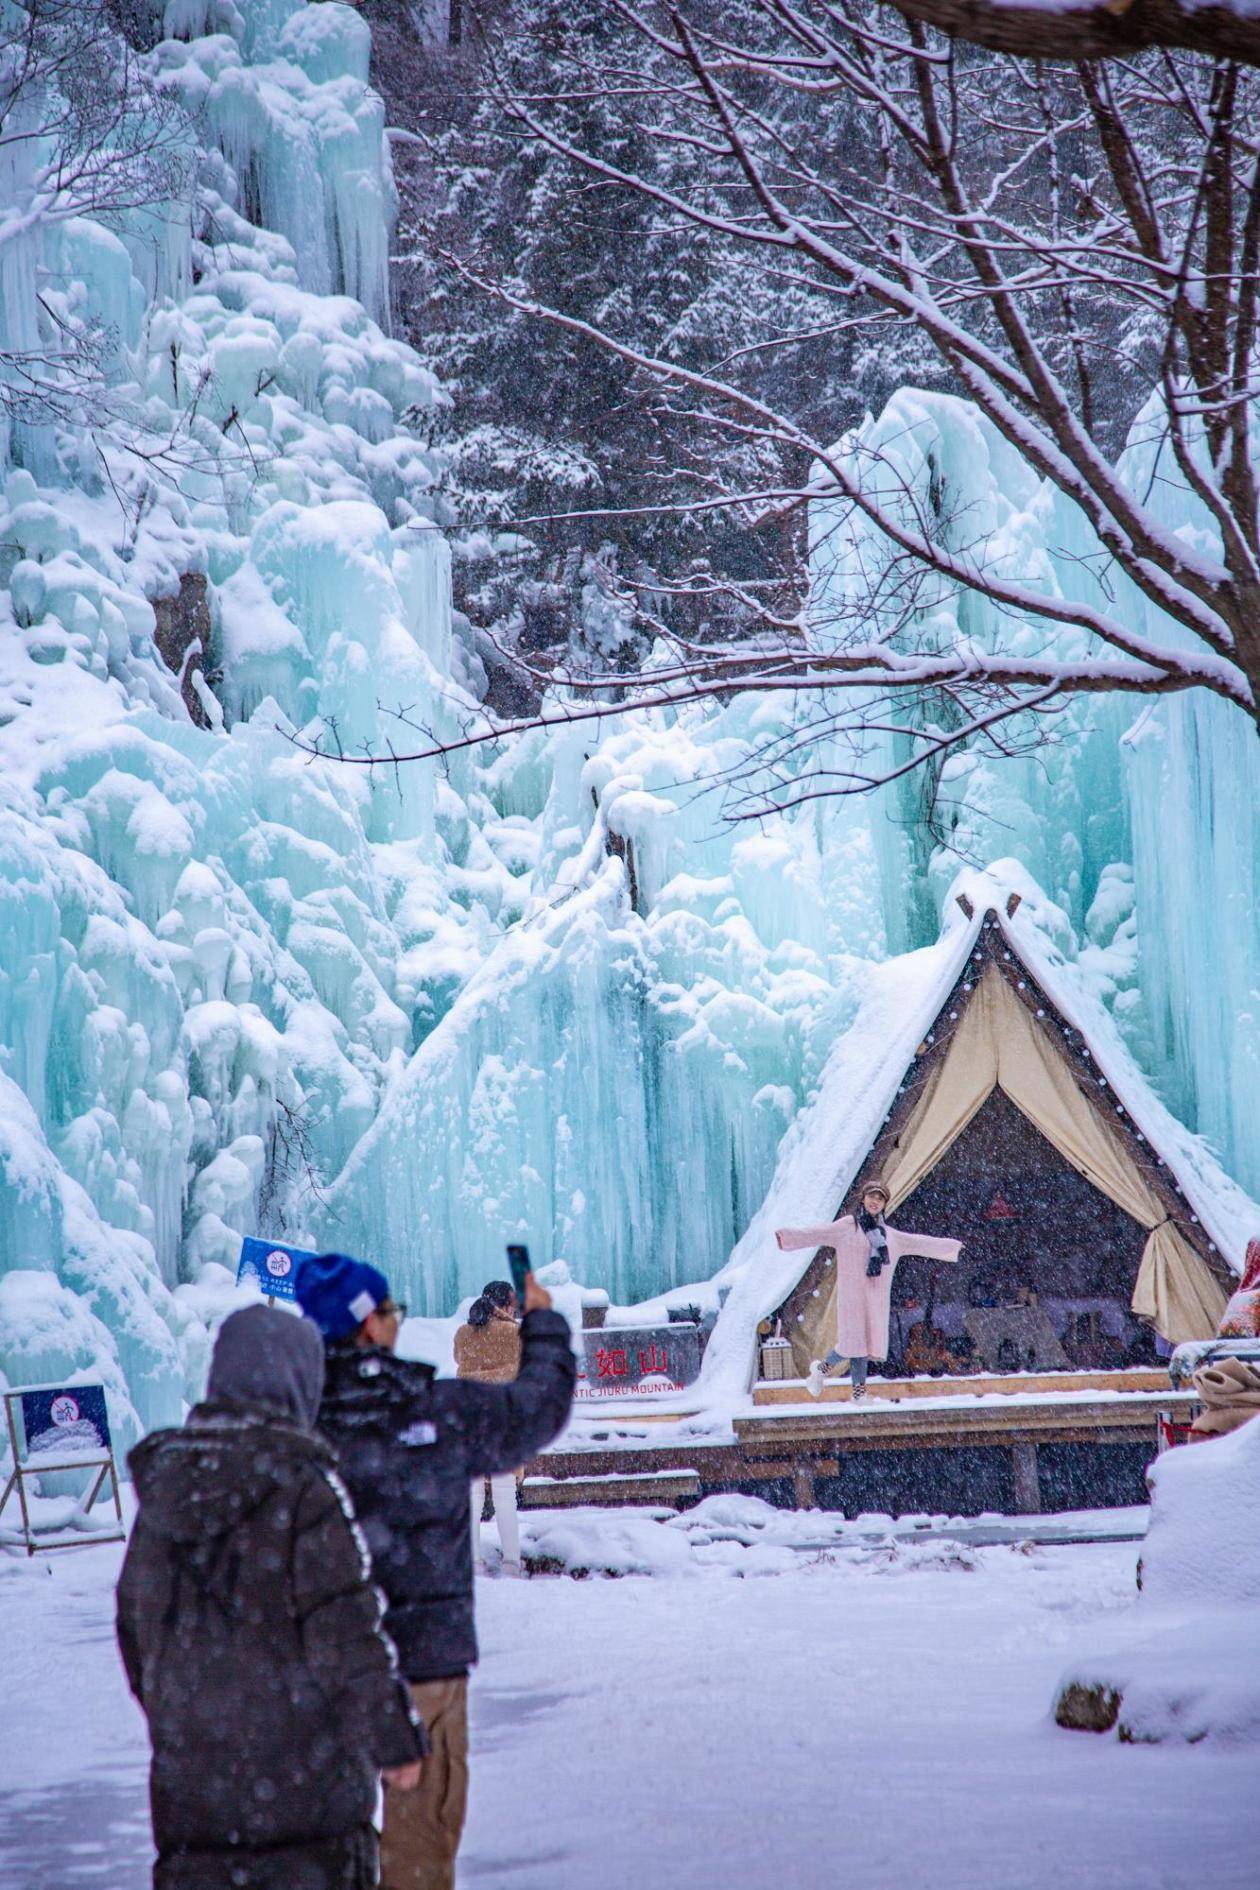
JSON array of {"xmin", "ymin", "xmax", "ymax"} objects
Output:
[{"xmin": 505, "ymin": 1243, "xmax": 531, "ymax": 1314}]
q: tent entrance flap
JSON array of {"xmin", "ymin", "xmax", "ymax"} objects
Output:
[{"xmin": 778, "ymin": 964, "xmax": 1225, "ymax": 1373}]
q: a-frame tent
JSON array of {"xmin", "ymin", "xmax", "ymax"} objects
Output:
[{"xmin": 700, "ymin": 869, "xmax": 1253, "ymax": 1397}]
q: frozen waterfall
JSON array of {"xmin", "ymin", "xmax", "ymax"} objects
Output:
[{"xmin": 0, "ymin": 3, "xmax": 1255, "ymax": 1446}]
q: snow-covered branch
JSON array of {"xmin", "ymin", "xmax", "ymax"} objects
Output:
[{"xmin": 888, "ymin": 0, "xmax": 1260, "ymax": 68}]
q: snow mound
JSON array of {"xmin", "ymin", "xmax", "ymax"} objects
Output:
[
  {"xmin": 516, "ymin": 1493, "xmax": 1032, "ymax": 1579},
  {"xmin": 1054, "ymin": 1418, "xmax": 1260, "ymax": 1743}
]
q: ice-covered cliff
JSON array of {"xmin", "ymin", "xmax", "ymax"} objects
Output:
[
  {"xmin": 0, "ymin": 0, "xmax": 461, "ymax": 1442},
  {"xmin": 0, "ymin": 2, "xmax": 881, "ymax": 1439}
]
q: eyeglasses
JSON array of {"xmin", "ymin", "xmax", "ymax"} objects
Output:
[{"xmin": 377, "ymin": 1301, "xmax": 407, "ymax": 1321}]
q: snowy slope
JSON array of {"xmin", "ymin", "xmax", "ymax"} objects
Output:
[{"xmin": 1056, "ymin": 1415, "xmax": 1260, "ymax": 1745}]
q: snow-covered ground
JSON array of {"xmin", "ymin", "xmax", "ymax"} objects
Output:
[{"xmin": 3, "ymin": 1506, "xmax": 1257, "ymax": 1890}]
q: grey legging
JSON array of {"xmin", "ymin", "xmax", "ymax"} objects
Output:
[{"xmin": 823, "ymin": 1349, "xmax": 868, "ymax": 1388}]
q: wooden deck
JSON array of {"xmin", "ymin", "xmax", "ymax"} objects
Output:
[
  {"xmin": 527, "ymin": 1380, "xmax": 1196, "ymax": 1517},
  {"xmin": 734, "ymin": 1389, "xmax": 1194, "ymax": 1511}
]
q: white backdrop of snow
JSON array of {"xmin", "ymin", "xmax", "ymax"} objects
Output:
[{"xmin": 0, "ymin": 3, "xmax": 1256, "ymax": 1451}]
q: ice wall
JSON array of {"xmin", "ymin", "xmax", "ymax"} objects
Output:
[
  {"xmin": 0, "ymin": 1, "xmax": 467, "ymax": 1442},
  {"xmin": 327, "ymin": 717, "xmax": 878, "ymax": 1311},
  {"xmin": 811, "ymin": 388, "xmax": 1260, "ymax": 1199},
  {"xmin": 0, "ymin": 1, "xmax": 887, "ymax": 1437}
]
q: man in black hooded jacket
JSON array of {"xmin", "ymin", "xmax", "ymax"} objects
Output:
[
  {"xmin": 297, "ymin": 1250, "xmax": 576, "ymax": 1890},
  {"xmin": 116, "ymin": 1304, "xmax": 427, "ymax": 1890}
]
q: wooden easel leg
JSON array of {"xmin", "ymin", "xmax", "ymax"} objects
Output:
[
  {"xmin": 79, "ymin": 1463, "xmax": 109, "ymax": 1522},
  {"xmin": 15, "ymin": 1467, "xmax": 36, "ymax": 1556},
  {"xmin": 2, "ymin": 1398, "xmax": 36, "ymax": 1554}
]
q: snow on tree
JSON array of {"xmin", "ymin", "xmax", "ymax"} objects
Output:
[{"xmin": 384, "ymin": 3, "xmax": 1260, "ymax": 785}]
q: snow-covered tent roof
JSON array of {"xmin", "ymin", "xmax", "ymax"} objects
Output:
[{"xmin": 701, "ymin": 864, "xmax": 1258, "ymax": 1398}]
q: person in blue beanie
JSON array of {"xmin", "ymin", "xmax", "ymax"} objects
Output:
[{"xmin": 296, "ymin": 1251, "xmax": 575, "ymax": 1890}]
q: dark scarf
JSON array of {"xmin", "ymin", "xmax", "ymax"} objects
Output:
[{"xmin": 858, "ymin": 1205, "xmax": 890, "ymax": 1278}]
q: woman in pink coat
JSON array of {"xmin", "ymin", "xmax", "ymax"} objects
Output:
[{"xmin": 775, "ymin": 1182, "xmax": 963, "ymax": 1398}]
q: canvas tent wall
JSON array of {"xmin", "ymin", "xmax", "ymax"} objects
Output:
[
  {"xmin": 699, "ymin": 867, "xmax": 1256, "ymax": 1400},
  {"xmin": 779, "ymin": 955, "xmax": 1227, "ymax": 1375}
]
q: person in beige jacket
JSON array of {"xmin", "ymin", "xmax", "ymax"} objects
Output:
[{"xmin": 455, "ymin": 1283, "xmax": 524, "ymax": 1568}]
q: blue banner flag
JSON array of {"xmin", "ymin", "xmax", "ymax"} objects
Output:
[{"xmin": 237, "ymin": 1237, "xmax": 320, "ymax": 1302}]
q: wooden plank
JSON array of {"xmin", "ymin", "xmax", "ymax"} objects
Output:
[
  {"xmin": 526, "ymin": 1442, "xmax": 739, "ymax": 1481},
  {"xmin": 521, "ymin": 1471, "xmax": 700, "ymax": 1510},
  {"xmin": 752, "ymin": 1368, "xmax": 1173, "ymax": 1407},
  {"xmin": 734, "ymin": 1392, "xmax": 1193, "ymax": 1450},
  {"xmin": 739, "ymin": 1425, "xmax": 1156, "ymax": 1475}
]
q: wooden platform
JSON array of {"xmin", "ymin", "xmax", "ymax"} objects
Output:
[
  {"xmin": 752, "ymin": 1367, "xmax": 1171, "ymax": 1406},
  {"xmin": 528, "ymin": 1382, "xmax": 1196, "ymax": 1516},
  {"xmin": 734, "ymin": 1389, "xmax": 1193, "ymax": 1511}
]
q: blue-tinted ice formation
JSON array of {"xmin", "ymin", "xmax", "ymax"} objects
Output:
[
  {"xmin": 0, "ymin": 5, "xmax": 1256, "ymax": 1444},
  {"xmin": 810, "ymin": 389, "xmax": 1260, "ymax": 1188}
]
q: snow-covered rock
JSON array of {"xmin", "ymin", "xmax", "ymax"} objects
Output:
[{"xmin": 1054, "ymin": 1418, "xmax": 1260, "ymax": 1744}]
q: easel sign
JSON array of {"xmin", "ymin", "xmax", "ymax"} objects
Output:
[
  {"xmin": 1, "ymin": 1383, "xmax": 126, "ymax": 1556},
  {"xmin": 237, "ymin": 1236, "xmax": 318, "ymax": 1305}
]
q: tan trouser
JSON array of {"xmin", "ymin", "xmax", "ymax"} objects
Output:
[{"xmin": 380, "ymin": 1677, "xmax": 469, "ymax": 1890}]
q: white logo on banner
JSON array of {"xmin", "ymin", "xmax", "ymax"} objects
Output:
[
  {"xmin": 265, "ymin": 1250, "xmax": 293, "ymax": 1278},
  {"xmin": 50, "ymin": 1395, "xmax": 81, "ymax": 1426}
]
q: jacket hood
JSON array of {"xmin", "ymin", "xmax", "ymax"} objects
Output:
[
  {"xmin": 320, "ymin": 1343, "xmax": 435, "ymax": 1414},
  {"xmin": 129, "ymin": 1409, "xmax": 328, "ymax": 1544},
  {"xmin": 206, "ymin": 1303, "xmax": 325, "ymax": 1428}
]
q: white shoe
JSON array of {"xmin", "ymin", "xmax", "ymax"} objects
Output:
[
  {"xmin": 851, "ymin": 1384, "xmax": 868, "ymax": 1402},
  {"xmin": 806, "ymin": 1360, "xmax": 826, "ymax": 1398}
]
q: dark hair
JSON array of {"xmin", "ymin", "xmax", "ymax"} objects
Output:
[
  {"xmin": 481, "ymin": 1280, "xmax": 516, "ymax": 1309},
  {"xmin": 466, "ymin": 1296, "xmax": 493, "ymax": 1328}
]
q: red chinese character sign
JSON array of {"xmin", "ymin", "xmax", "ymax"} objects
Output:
[{"xmin": 575, "ymin": 1326, "xmax": 703, "ymax": 1400}]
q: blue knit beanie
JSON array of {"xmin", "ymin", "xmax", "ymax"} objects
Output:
[{"xmin": 296, "ymin": 1251, "xmax": 392, "ymax": 1342}]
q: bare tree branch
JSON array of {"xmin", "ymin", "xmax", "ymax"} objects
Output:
[{"xmin": 888, "ymin": 0, "xmax": 1260, "ymax": 70}]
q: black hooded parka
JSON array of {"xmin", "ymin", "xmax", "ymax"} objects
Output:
[
  {"xmin": 317, "ymin": 1307, "xmax": 576, "ymax": 1681},
  {"xmin": 116, "ymin": 1307, "xmax": 424, "ymax": 1890}
]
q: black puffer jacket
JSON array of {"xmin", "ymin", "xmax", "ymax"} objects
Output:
[
  {"xmin": 318, "ymin": 1308, "xmax": 575, "ymax": 1681},
  {"xmin": 117, "ymin": 1403, "xmax": 424, "ymax": 1887}
]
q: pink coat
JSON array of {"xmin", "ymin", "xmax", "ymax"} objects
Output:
[{"xmin": 775, "ymin": 1215, "xmax": 963, "ymax": 1361}]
